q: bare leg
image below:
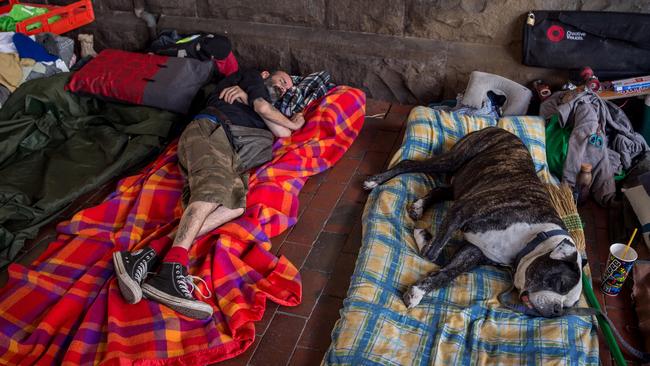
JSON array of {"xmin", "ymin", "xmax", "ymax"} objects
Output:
[
  {"xmin": 195, "ymin": 206, "xmax": 245, "ymax": 237},
  {"xmin": 172, "ymin": 201, "xmax": 220, "ymax": 251},
  {"xmin": 141, "ymin": 202, "xmax": 218, "ymax": 320}
]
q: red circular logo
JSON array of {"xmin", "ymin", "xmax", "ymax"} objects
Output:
[{"xmin": 547, "ymin": 25, "xmax": 565, "ymax": 43}]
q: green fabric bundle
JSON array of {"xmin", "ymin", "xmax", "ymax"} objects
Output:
[
  {"xmin": 0, "ymin": 4, "xmax": 61, "ymax": 32},
  {"xmin": 0, "ymin": 16, "xmax": 16, "ymax": 32},
  {"xmin": 0, "ymin": 73, "xmax": 181, "ymax": 267},
  {"xmin": 545, "ymin": 114, "xmax": 571, "ymax": 179},
  {"xmin": 9, "ymin": 4, "xmax": 49, "ymax": 21}
]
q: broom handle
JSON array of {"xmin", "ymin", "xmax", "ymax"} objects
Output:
[{"xmin": 582, "ymin": 273, "xmax": 627, "ymax": 366}]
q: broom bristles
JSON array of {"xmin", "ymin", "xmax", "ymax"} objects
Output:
[{"xmin": 546, "ymin": 183, "xmax": 586, "ymax": 252}]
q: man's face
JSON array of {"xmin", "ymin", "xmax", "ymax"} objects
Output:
[{"xmin": 266, "ymin": 71, "xmax": 293, "ymax": 100}]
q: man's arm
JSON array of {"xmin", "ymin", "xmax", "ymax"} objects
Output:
[
  {"xmin": 253, "ymin": 97, "xmax": 305, "ymax": 137},
  {"xmin": 219, "ymin": 85, "xmax": 248, "ymax": 105}
]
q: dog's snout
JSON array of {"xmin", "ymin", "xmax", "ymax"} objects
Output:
[
  {"xmin": 528, "ymin": 291, "xmax": 565, "ymax": 317},
  {"xmin": 552, "ymin": 303, "xmax": 562, "ymax": 316}
]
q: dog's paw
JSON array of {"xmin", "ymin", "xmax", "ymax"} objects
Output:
[
  {"xmin": 413, "ymin": 228, "xmax": 433, "ymax": 253},
  {"xmin": 362, "ymin": 177, "xmax": 380, "ymax": 190},
  {"xmin": 403, "ymin": 285, "xmax": 426, "ymax": 309},
  {"xmin": 408, "ymin": 199, "xmax": 425, "ymax": 220}
]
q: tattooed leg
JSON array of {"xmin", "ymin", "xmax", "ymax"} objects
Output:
[
  {"xmin": 172, "ymin": 201, "xmax": 220, "ymax": 250},
  {"xmin": 195, "ymin": 206, "xmax": 245, "ymax": 237}
]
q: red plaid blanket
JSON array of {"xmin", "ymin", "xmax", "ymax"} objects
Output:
[{"xmin": 0, "ymin": 86, "xmax": 365, "ymax": 365}]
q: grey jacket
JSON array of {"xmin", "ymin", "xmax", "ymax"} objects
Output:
[{"xmin": 540, "ymin": 89, "xmax": 648, "ymax": 205}]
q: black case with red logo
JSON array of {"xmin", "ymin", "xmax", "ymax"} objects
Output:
[{"xmin": 523, "ymin": 11, "xmax": 650, "ymax": 76}]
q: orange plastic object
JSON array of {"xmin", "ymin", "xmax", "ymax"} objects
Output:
[{"xmin": 0, "ymin": 0, "xmax": 94, "ymax": 35}]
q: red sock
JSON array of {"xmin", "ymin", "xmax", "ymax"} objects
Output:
[
  {"xmin": 148, "ymin": 236, "xmax": 173, "ymax": 255},
  {"xmin": 163, "ymin": 246, "xmax": 189, "ymax": 267}
]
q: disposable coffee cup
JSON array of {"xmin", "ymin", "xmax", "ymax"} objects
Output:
[{"xmin": 601, "ymin": 243, "xmax": 638, "ymax": 296}]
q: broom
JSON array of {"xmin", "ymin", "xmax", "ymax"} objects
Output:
[
  {"xmin": 546, "ymin": 183, "xmax": 585, "ymax": 251},
  {"xmin": 545, "ymin": 183, "xmax": 626, "ymax": 366}
]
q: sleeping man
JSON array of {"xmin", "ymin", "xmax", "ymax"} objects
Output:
[{"xmin": 112, "ymin": 69, "xmax": 309, "ymax": 319}]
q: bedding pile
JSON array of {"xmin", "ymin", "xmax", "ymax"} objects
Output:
[
  {"xmin": 0, "ymin": 86, "xmax": 365, "ymax": 365},
  {"xmin": 0, "ymin": 31, "xmax": 73, "ymax": 107},
  {"xmin": 0, "ymin": 73, "xmax": 180, "ymax": 267},
  {"xmin": 324, "ymin": 107, "xmax": 598, "ymax": 365}
]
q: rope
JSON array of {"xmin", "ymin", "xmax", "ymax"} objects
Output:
[
  {"xmin": 561, "ymin": 213, "xmax": 584, "ymax": 231},
  {"xmin": 187, "ymin": 275, "xmax": 213, "ymax": 299}
]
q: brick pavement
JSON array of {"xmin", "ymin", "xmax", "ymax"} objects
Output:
[{"xmin": 2, "ymin": 99, "xmax": 641, "ymax": 366}]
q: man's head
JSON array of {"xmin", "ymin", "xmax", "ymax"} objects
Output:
[
  {"xmin": 514, "ymin": 238, "xmax": 583, "ymax": 317},
  {"xmin": 261, "ymin": 70, "xmax": 293, "ymax": 103}
]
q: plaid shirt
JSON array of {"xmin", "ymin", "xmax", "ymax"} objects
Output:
[{"xmin": 274, "ymin": 71, "xmax": 334, "ymax": 116}]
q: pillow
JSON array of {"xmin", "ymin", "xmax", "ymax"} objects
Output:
[
  {"xmin": 66, "ymin": 49, "xmax": 213, "ymax": 114},
  {"xmin": 461, "ymin": 71, "xmax": 533, "ymax": 116}
]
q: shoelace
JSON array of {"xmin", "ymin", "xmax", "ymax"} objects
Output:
[
  {"xmin": 133, "ymin": 255, "xmax": 153, "ymax": 283},
  {"xmin": 177, "ymin": 274, "xmax": 213, "ymax": 300}
]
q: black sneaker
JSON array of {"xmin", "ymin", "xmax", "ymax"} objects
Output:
[
  {"xmin": 112, "ymin": 247, "xmax": 158, "ymax": 304},
  {"xmin": 141, "ymin": 262, "xmax": 214, "ymax": 319}
]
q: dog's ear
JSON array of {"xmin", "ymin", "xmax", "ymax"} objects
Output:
[{"xmin": 550, "ymin": 239, "xmax": 577, "ymax": 261}]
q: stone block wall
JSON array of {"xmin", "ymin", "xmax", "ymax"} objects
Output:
[{"xmin": 69, "ymin": 0, "xmax": 649, "ymax": 103}]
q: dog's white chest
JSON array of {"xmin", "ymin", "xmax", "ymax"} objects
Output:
[{"xmin": 464, "ymin": 223, "xmax": 562, "ymax": 264}]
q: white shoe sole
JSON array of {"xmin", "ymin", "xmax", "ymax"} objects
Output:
[
  {"xmin": 112, "ymin": 251, "xmax": 142, "ymax": 304},
  {"xmin": 141, "ymin": 283, "xmax": 213, "ymax": 320}
]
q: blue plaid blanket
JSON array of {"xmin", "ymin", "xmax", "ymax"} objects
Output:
[{"xmin": 323, "ymin": 108, "xmax": 599, "ymax": 365}]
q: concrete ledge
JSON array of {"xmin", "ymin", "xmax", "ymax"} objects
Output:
[
  {"xmin": 158, "ymin": 16, "xmax": 449, "ymax": 61},
  {"xmin": 85, "ymin": 11, "xmax": 568, "ymax": 103},
  {"xmin": 157, "ymin": 15, "xmax": 567, "ymax": 102}
]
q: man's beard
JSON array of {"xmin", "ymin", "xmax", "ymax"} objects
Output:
[{"xmin": 264, "ymin": 79, "xmax": 281, "ymax": 104}]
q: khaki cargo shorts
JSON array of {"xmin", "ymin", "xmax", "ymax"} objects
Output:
[{"xmin": 177, "ymin": 118, "xmax": 248, "ymax": 209}]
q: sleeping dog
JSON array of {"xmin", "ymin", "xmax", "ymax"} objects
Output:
[{"xmin": 363, "ymin": 127, "xmax": 583, "ymax": 317}]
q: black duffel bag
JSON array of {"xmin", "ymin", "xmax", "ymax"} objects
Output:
[
  {"xmin": 523, "ymin": 11, "xmax": 650, "ymax": 75},
  {"xmin": 149, "ymin": 31, "xmax": 239, "ymax": 77}
]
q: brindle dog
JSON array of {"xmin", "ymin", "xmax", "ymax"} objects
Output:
[{"xmin": 363, "ymin": 127, "xmax": 583, "ymax": 317}]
